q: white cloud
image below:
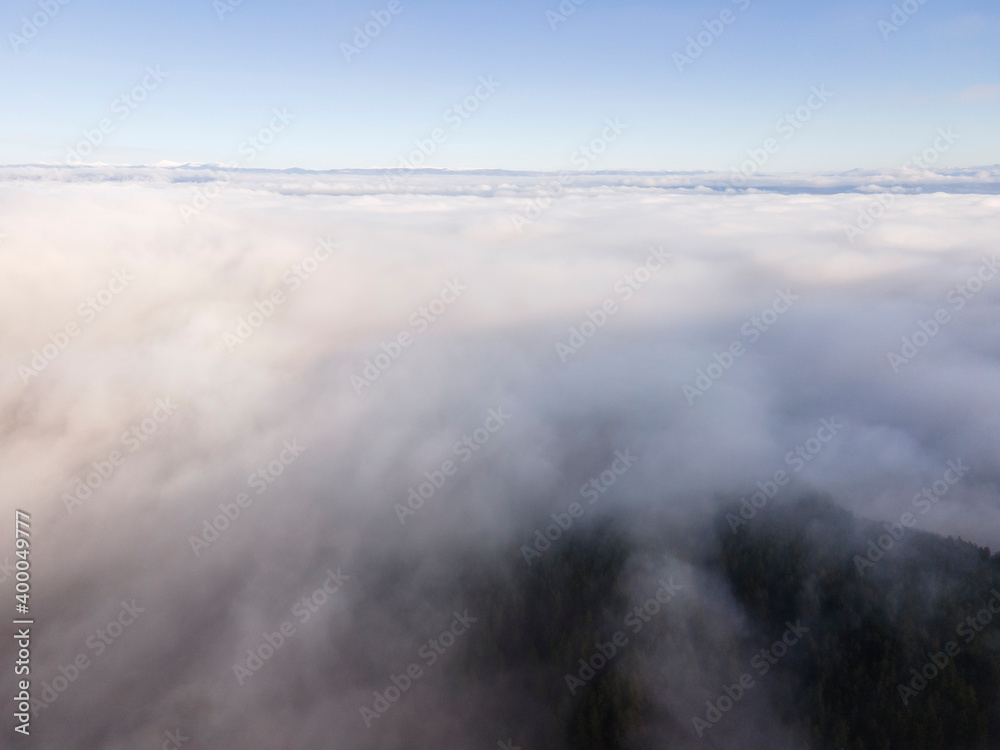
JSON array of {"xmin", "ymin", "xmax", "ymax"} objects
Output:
[
  {"xmin": 1, "ymin": 166, "xmax": 999, "ymax": 747},
  {"xmin": 956, "ymin": 84, "xmax": 1000, "ymax": 102}
]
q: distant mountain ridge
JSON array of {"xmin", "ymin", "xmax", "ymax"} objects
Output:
[{"xmin": 2, "ymin": 163, "xmax": 1000, "ymax": 197}]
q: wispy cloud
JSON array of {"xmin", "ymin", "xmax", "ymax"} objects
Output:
[{"xmin": 956, "ymin": 84, "xmax": 1000, "ymax": 102}]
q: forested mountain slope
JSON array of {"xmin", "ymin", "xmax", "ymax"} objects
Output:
[{"xmin": 441, "ymin": 496, "xmax": 1000, "ymax": 749}]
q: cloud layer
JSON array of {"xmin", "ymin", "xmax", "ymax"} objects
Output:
[{"xmin": 0, "ymin": 167, "xmax": 998, "ymax": 747}]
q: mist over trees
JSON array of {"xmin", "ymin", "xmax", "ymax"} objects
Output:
[{"xmin": 403, "ymin": 496, "xmax": 1000, "ymax": 748}]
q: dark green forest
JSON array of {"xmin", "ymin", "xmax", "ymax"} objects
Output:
[{"xmin": 445, "ymin": 496, "xmax": 1000, "ymax": 749}]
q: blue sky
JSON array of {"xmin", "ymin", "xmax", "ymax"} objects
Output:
[{"xmin": 2, "ymin": 0, "xmax": 998, "ymax": 170}]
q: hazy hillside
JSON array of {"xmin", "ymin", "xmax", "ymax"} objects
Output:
[{"xmin": 402, "ymin": 496, "xmax": 1000, "ymax": 749}]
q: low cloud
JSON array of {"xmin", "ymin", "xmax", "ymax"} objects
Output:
[{"xmin": 0, "ymin": 166, "xmax": 998, "ymax": 747}]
